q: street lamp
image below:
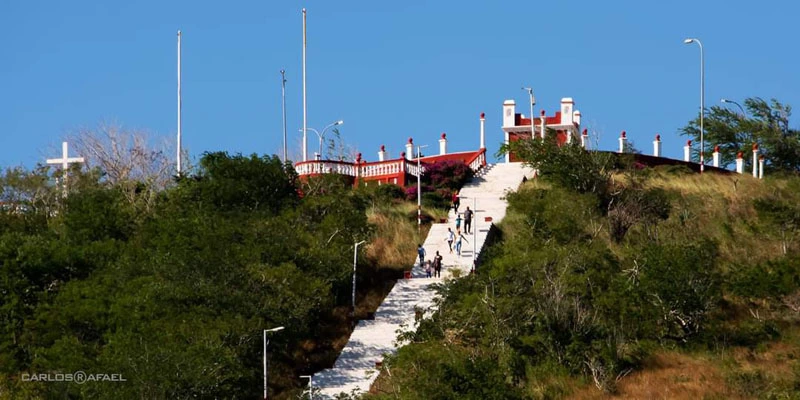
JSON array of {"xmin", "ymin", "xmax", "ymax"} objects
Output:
[
  {"xmin": 263, "ymin": 326, "xmax": 285, "ymax": 400},
  {"xmin": 522, "ymin": 87, "xmax": 535, "ymax": 138},
  {"xmin": 299, "ymin": 120, "xmax": 344, "ymax": 160},
  {"xmin": 300, "ymin": 375, "xmax": 313, "ymax": 400},
  {"xmin": 684, "ymin": 38, "xmax": 704, "ymax": 172},
  {"xmin": 416, "ymin": 144, "xmax": 429, "ymax": 232},
  {"xmin": 352, "ymin": 240, "xmax": 366, "ymax": 316},
  {"xmin": 721, "ymin": 98, "xmax": 745, "ymax": 116}
]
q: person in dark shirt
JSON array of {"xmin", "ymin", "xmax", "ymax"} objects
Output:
[{"xmin": 463, "ymin": 207, "xmax": 473, "ymax": 234}]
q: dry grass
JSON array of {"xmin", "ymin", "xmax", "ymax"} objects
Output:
[
  {"xmin": 365, "ymin": 202, "xmax": 443, "ymax": 269},
  {"xmin": 568, "ymin": 352, "xmax": 739, "ymax": 400},
  {"xmin": 610, "ymin": 169, "xmax": 793, "ymax": 267},
  {"xmin": 567, "ymin": 333, "xmax": 800, "ymax": 400}
]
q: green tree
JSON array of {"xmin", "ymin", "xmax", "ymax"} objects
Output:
[{"xmin": 681, "ymin": 97, "xmax": 800, "ymax": 172}]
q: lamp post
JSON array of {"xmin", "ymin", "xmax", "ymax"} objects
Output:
[
  {"xmin": 300, "ymin": 375, "xmax": 313, "ymax": 400},
  {"xmin": 721, "ymin": 98, "xmax": 745, "ymax": 116},
  {"xmin": 263, "ymin": 326, "xmax": 285, "ymax": 400},
  {"xmin": 522, "ymin": 87, "xmax": 535, "ymax": 138},
  {"xmin": 352, "ymin": 240, "xmax": 366, "ymax": 316},
  {"xmin": 300, "ymin": 120, "xmax": 343, "ymax": 160},
  {"xmin": 684, "ymin": 38, "xmax": 704, "ymax": 172},
  {"xmin": 416, "ymin": 144, "xmax": 429, "ymax": 232}
]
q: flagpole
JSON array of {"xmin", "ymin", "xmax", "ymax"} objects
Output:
[
  {"xmin": 301, "ymin": 8, "xmax": 308, "ymax": 162},
  {"xmin": 281, "ymin": 70, "xmax": 287, "ymax": 163},
  {"xmin": 177, "ymin": 30, "xmax": 182, "ymax": 174}
]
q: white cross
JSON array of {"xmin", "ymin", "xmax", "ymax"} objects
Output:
[{"xmin": 46, "ymin": 141, "xmax": 85, "ymax": 197}]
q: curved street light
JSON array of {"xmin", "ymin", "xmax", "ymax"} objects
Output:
[
  {"xmin": 300, "ymin": 120, "xmax": 344, "ymax": 160},
  {"xmin": 684, "ymin": 38, "xmax": 704, "ymax": 172},
  {"xmin": 721, "ymin": 98, "xmax": 745, "ymax": 116},
  {"xmin": 522, "ymin": 87, "xmax": 535, "ymax": 138}
]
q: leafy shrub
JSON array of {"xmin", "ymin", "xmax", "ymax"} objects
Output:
[{"xmin": 422, "ymin": 160, "xmax": 474, "ymax": 191}]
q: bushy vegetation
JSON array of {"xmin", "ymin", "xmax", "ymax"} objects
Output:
[
  {"xmin": 369, "ymin": 138, "xmax": 800, "ymax": 398},
  {"xmin": 0, "ymin": 152, "xmax": 410, "ymax": 399}
]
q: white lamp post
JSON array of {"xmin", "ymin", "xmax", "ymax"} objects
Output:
[
  {"xmin": 416, "ymin": 144, "xmax": 429, "ymax": 231},
  {"xmin": 684, "ymin": 38, "xmax": 704, "ymax": 172},
  {"xmin": 300, "ymin": 375, "xmax": 313, "ymax": 400},
  {"xmin": 721, "ymin": 98, "xmax": 745, "ymax": 116},
  {"xmin": 522, "ymin": 87, "xmax": 535, "ymax": 138},
  {"xmin": 300, "ymin": 120, "xmax": 343, "ymax": 160},
  {"xmin": 352, "ymin": 240, "xmax": 366, "ymax": 315},
  {"xmin": 263, "ymin": 326, "xmax": 285, "ymax": 400}
]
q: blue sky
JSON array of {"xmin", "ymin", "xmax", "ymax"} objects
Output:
[{"xmin": 2, "ymin": 0, "xmax": 798, "ymax": 167}]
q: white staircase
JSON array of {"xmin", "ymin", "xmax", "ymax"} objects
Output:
[{"xmin": 313, "ymin": 163, "xmax": 533, "ymax": 398}]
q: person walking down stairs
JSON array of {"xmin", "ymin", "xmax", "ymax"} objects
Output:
[
  {"xmin": 446, "ymin": 228, "xmax": 455, "ymax": 253},
  {"xmin": 455, "ymin": 229, "xmax": 469, "ymax": 256},
  {"xmin": 417, "ymin": 244, "xmax": 426, "ymax": 266}
]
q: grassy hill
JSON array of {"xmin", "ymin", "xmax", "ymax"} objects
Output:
[{"xmin": 365, "ymin": 154, "xmax": 800, "ymax": 399}]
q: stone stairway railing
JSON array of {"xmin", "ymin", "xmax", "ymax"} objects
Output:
[{"xmin": 313, "ymin": 162, "xmax": 533, "ymax": 398}]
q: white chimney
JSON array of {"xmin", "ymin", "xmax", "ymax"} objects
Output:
[
  {"xmin": 560, "ymin": 98, "xmax": 574, "ymax": 125},
  {"xmin": 378, "ymin": 145, "xmax": 386, "ymax": 162},
  {"xmin": 736, "ymin": 152, "xmax": 744, "ymax": 174},
  {"xmin": 581, "ymin": 129, "xmax": 588, "ymax": 149},
  {"xmin": 712, "ymin": 145, "xmax": 720, "ymax": 167},
  {"xmin": 653, "ymin": 134, "xmax": 662, "ymax": 157},
  {"xmin": 502, "ymin": 100, "xmax": 516, "ymax": 128},
  {"xmin": 405, "ymin": 138, "xmax": 414, "ymax": 161},
  {"xmin": 619, "ymin": 131, "xmax": 627, "ymax": 153},
  {"xmin": 684, "ymin": 140, "xmax": 692, "ymax": 162},
  {"xmin": 439, "ymin": 133, "xmax": 447, "ymax": 155},
  {"xmin": 479, "ymin": 112, "xmax": 486, "ymax": 149},
  {"xmin": 759, "ymin": 155, "xmax": 765, "ymax": 179},
  {"xmin": 573, "ymin": 110, "xmax": 581, "ymax": 126}
]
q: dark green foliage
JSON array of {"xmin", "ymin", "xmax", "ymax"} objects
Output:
[
  {"xmin": 500, "ymin": 135, "xmax": 614, "ymax": 198},
  {"xmin": 729, "ymin": 258, "xmax": 800, "ymax": 300},
  {"xmin": 179, "ymin": 151, "xmax": 299, "ymax": 214},
  {"xmin": 0, "ymin": 152, "xmax": 371, "ymax": 399}
]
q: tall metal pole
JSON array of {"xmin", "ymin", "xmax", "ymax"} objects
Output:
[
  {"xmin": 522, "ymin": 87, "xmax": 535, "ymax": 138},
  {"xmin": 416, "ymin": 145, "xmax": 428, "ymax": 232},
  {"xmin": 302, "ymin": 9, "xmax": 308, "ymax": 162},
  {"xmin": 684, "ymin": 38, "xmax": 704, "ymax": 172},
  {"xmin": 263, "ymin": 326, "xmax": 284, "ymax": 400},
  {"xmin": 281, "ymin": 70, "xmax": 287, "ymax": 163},
  {"xmin": 700, "ymin": 40, "xmax": 704, "ymax": 173},
  {"xmin": 177, "ymin": 30, "xmax": 182, "ymax": 174},
  {"xmin": 352, "ymin": 240, "xmax": 366, "ymax": 315},
  {"xmin": 472, "ymin": 197, "xmax": 476, "ymax": 273}
]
